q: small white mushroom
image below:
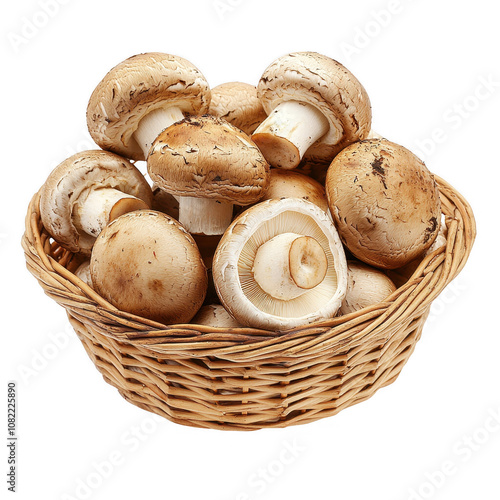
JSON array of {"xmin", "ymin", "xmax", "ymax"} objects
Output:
[
  {"xmin": 340, "ymin": 261, "xmax": 397, "ymax": 315},
  {"xmin": 252, "ymin": 52, "xmax": 372, "ymax": 169},
  {"xmin": 40, "ymin": 150, "xmax": 153, "ymax": 255},
  {"xmin": 87, "ymin": 52, "xmax": 211, "ymax": 160},
  {"xmin": 212, "ymin": 198, "xmax": 348, "ymax": 330}
]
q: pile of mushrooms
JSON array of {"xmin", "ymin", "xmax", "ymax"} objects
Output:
[{"xmin": 38, "ymin": 50, "xmax": 443, "ymax": 331}]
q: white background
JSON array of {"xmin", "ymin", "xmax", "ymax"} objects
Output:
[{"xmin": 1, "ymin": 1, "xmax": 498, "ymax": 499}]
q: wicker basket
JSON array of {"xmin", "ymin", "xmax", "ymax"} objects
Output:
[{"xmin": 22, "ymin": 175, "xmax": 476, "ymax": 431}]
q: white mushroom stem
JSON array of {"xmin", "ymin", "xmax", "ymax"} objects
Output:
[
  {"xmin": 252, "ymin": 101, "xmax": 330, "ymax": 169},
  {"xmin": 178, "ymin": 197, "xmax": 234, "ymax": 236},
  {"xmin": 252, "ymin": 233, "xmax": 328, "ymax": 300},
  {"xmin": 73, "ymin": 188, "xmax": 148, "ymax": 237},
  {"xmin": 134, "ymin": 106, "xmax": 185, "ymax": 158}
]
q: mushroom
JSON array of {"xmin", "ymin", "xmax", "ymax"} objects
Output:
[
  {"xmin": 340, "ymin": 261, "xmax": 397, "ymax": 315},
  {"xmin": 74, "ymin": 260, "xmax": 92, "ymax": 287},
  {"xmin": 252, "ymin": 52, "xmax": 372, "ymax": 169},
  {"xmin": 191, "ymin": 304, "xmax": 241, "ymax": 328},
  {"xmin": 90, "ymin": 210, "xmax": 207, "ymax": 325},
  {"xmin": 427, "ymin": 217, "xmax": 448, "ymax": 253},
  {"xmin": 190, "ymin": 234, "xmax": 223, "ymax": 306},
  {"xmin": 259, "ymin": 169, "xmax": 329, "ymax": 212},
  {"xmin": 148, "ymin": 115, "xmax": 270, "ymax": 235},
  {"xmin": 296, "ymin": 159, "xmax": 330, "ymax": 186},
  {"xmin": 212, "ymin": 198, "xmax": 348, "ymax": 330},
  {"xmin": 40, "ymin": 150, "xmax": 153, "ymax": 255},
  {"xmin": 151, "ymin": 184, "xmax": 179, "ymax": 220},
  {"xmin": 325, "ymin": 138, "xmax": 441, "ymax": 269},
  {"xmin": 87, "ymin": 52, "xmax": 211, "ymax": 161},
  {"xmin": 386, "ymin": 216, "xmax": 448, "ymax": 287},
  {"xmin": 367, "ymin": 130, "xmax": 384, "ymax": 139},
  {"xmin": 209, "ymin": 82, "xmax": 267, "ymax": 135}
]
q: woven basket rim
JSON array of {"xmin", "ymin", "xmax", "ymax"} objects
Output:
[{"xmin": 22, "ymin": 174, "xmax": 476, "ymax": 359}]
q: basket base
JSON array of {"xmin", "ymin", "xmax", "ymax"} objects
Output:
[{"xmin": 68, "ymin": 309, "xmax": 428, "ymax": 431}]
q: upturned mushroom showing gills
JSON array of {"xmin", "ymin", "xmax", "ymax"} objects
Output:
[
  {"xmin": 148, "ymin": 115, "xmax": 270, "ymax": 236},
  {"xmin": 90, "ymin": 210, "xmax": 207, "ymax": 325},
  {"xmin": 87, "ymin": 52, "xmax": 211, "ymax": 161},
  {"xmin": 40, "ymin": 150, "xmax": 153, "ymax": 255},
  {"xmin": 326, "ymin": 139, "xmax": 441, "ymax": 269},
  {"xmin": 252, "ymin": 52, "xmax": 372, "ymax": 170},
  {"xmin": 340, "ymin": 261, "xmax": 397, "ymax": 315},
  {"xmin": 212, "ymin": 198, "xmax": 348, "ymax": 330},
  {"xmin": 209, "ymin": 82, "xmax": 267, "ymax": 135}
]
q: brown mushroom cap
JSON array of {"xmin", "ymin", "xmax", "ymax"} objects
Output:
[
  {"xmin": 209, "ymin": 82, "xmax": 267, "ymax": 135},
  {"xmin": 326, "ymin": 139, "xmax": 441, "ymax": 269},
  {"xmin": 90, "ymin": 210, "xmax": 207, "ymax": 325},
  {"xmin": 151, "ymin": 184, "xmax": 179, "ymax": 220},
  {"xmin": 191, "ymin": 304, "xmax": 241, "ymax": 328},
  {"xmin": 340, "ymin": 261, "xmax": 397, "ymax": 315},
  {"xmin": 74, "ymin": 260, "xmax": 92, "ymax": 287},
  {"xmin": 40, "ymin": 150, "xmax": 153, "ymax": 255},
  {"xmin": 256, "ymin": 52, "xmax": 372, "ymax": 164},
  {"xmin": 386, "ymin": 216, "xmax": 448, "ymax": 287},
  {"xmin": 260, "ymin": 169, "xmax": 329, "ymax": 212},
  {"xmin": 296, "ymin": 159, "xmax": 330, "ymax": 185},
  {"xmin": 87, "ymin": 52, "xmax": 211, "ymax": 161},
  {"xmin": 148, "ymin": 115, "xmax": 269, "ymax": 204}
]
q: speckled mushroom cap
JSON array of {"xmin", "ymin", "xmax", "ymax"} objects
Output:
[
  {"xmin": 90, "ymin": 210, "xmax": 207, "ymax": 325},
  {"xmin": 40, "ymin": 150, "xmax": 153, "ymax": 256},
  {"xmin": 74, "ymin": 260, "xmax": 92, "ymax": 287},
  {"xmin": 87, "ymin": 52, "xmax": 211, "ymax": 161},
  {"xmin": 151, "ymin": 184, "xmax": 180, "ymax": 220},
  {"xmin": 209, "ymin": 82, "xmax": 267, "ymax": 135},
  {"xmin": 148, "ymin": 115, "xmax": 269, "ymax": 204},
  {"xmin": 326, "ymin": 139, "xmax": 441, "ymax": 269},
  {"xmin": 260, "ymin": 169, "xmax": 329, "ymax": 212},
  {"xmin": 191, "ymin": 304, "xmax": 242, "ymax": 328},
  {"xmin": 340, "ymin": 261, "xmax": 397, "ymax": 315},
  {"xmin": 212, "ymin": 198, "xmax": 348, "ymax": 331},
  {"xmin": 257, "ymin": 52, "xmax": 372, "ymax": 164}
]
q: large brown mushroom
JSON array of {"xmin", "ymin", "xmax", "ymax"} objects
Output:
[
  {"xmin": 90, "ymin": 210, "xmax": 207, "ymax": 324},
  {"xmin": 252, "ymin": 52, "xmax": 372, "ymax": 169},
  {"xmin": 148, "ymin": 115, "xmax": 270, "ymax": 235},
  {"xmin": 87, "ymin": 52, "xmax": 211, "ymax": 161},
  {"xmin": 325, "ymin": 139, "xmax": 441, "ymax": 269}
]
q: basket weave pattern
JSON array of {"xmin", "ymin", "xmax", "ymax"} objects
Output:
[{"xmin": 22, "ymin": 175, "xmax": 475, "ymax": 430}]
